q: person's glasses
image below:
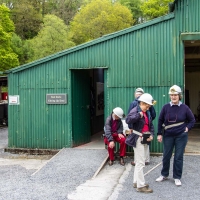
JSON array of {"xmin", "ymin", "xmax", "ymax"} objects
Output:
[{"xmin": 143, "ymin": 103, "xmax": 151, "ymax": 108}]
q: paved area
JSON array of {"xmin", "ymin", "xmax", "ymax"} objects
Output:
[
  {"xmin": 68, "ymin": 157, "xmax": 125, "ymax": 200},
  {"xmin": 75, "ymin": 131, "xmax": 105, "ymax": 149},
  {"xmin": 0, "ymin": 126, "xmax": 7, "ymax": 149}
]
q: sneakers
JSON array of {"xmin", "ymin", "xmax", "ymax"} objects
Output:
[
  {"xmin": 133, "ymin": 183, "xmax": 149, "ymax": 188},
  {"xmin": 174, "ymin": 179, "xmax": 182, "ymax": 186},
  {"xmin": 156, "ymin": 176, "xmax": 181, "ymax": 186},
  {"xmin": 156, "ymin": 175, "xmax": 168, "ymax": 182},
  {"xmin": 136, "ymin": 186, "xmax": 153, "ymax": 193}
]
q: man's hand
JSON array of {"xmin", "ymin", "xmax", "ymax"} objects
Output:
[
  {"xmin": 109, "ymin": 141, "xmax": 115, "ymax": 149},
  {"xmin": 125, "ymin": 130, "xmax": 131, "ymax": 135},
  {"xmin": 118, "ymin": 133, "xmax": 125, "ymax": 139},
  {"xmin": 157, "ymin": 135, "xmax": 162, "ymax": 143}
]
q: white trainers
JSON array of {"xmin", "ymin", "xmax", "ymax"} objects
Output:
[
  {"xmin": 156, "ymin": 175, "xmax": 168, "ymax": 182},
  {"xmin": 174, "ymin": 179, "xmax": 182, "ymax": 186}
]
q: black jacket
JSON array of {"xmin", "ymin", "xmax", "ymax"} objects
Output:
[
  {"xmin": 125, "ymin": 106, "xmax": 154, "ymax": 147},
  {"xmin": 104, "ymin": 114, "xmax": 123, "ymax": 142}
]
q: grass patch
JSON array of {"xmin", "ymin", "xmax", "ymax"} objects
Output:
[{"xmin": 1, "ymin": 87, "xmax": 8, "ymax": 92}]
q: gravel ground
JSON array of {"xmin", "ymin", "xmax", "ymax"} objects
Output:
[
  {"xmin": 116, "ymin": 155, "xmax": 200, "ymax": 200},
  {"xmin": 0, "ymin": 128, "xmax": 107, "ymax": 200},
  {"xmin": 0, "ymin": 148, "xmax": 107, "ymax": 200},
  {"xmin": 1, "ymin": 127, "xmax": 200, "ymax": 200}
]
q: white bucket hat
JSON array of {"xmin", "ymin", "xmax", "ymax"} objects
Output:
[{"xmin": 135, "ymin": 88, "xmax": 144, "ymax": 95}]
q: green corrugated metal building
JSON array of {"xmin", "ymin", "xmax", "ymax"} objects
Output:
[{"xmin": 5, "ymin": 0, "xmax": 200, "ymax": 152}]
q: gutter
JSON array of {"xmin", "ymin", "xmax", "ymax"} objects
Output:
[
  {"xmin": 169, "ymin": 2, "xmax": 175, "ymax": 13},
  {"xmin": 169, "ymin": 0, "xmax": 178, "ymax": 13}
]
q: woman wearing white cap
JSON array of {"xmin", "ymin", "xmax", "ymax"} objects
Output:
[
  {"xmin": 126, "ymin": 93, "xmax": 154, "ymax": 193},
  {"xmin": 127, "ymin": 87, "xmax": 156, "ymax": 166},
  {"xmin": 156, "ymin": 85, "xmax": 195, "ymax": 186}
]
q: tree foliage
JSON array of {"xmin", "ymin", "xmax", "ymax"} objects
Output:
[
  {"xmin": 0, "ymin": 5, "xmax": 19, "ymax": 72},
  {"xmin": 70, "ymin": 0, "xmax": 133, "ymax": 45},
  {"xmin": 11, "ymin": 33, "xmax": 34, "ymax": 65},
  {"xmin": 140, "ymin": 0, "xmax": 174, "ymax": 20},
  {"xmin": 10, "ymin": 0, "xmax": 43, "ymax": 39},
  {"xmin": 119, "ymin": 0, "xmax": 144, "ymax": 25},
  {"xmin": 43, "ymin": 0, "xmax": 84, "ymax": 25},
  {"xmin": 28, "ymin": 14, "xmax": 75, "ymax": 61}
]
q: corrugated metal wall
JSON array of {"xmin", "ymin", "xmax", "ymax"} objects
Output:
[
  {"xmin": 8, "ymin": 0, "xmax": 200, "ymax": 151},
  {"xmin": 175, "ymin": 0, "xmax": 200, "ymax": 33},
  {"xmin": 8, "ymin": 60, "xmax": 71, "ymax": 149}
]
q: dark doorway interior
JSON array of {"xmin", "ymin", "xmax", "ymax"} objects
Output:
[
  {"xmin": 71, "ymin": 69, "xmax": 104, "ymax": 147},
  {"xmin": 89, "ymin": 69, "xmax": 104, "ymax": 136},
  {"xmin": 184, "ymin": 40, "xmax": 200, "ymax": 153}
]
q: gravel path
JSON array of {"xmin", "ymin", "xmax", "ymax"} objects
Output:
[
  {"xmin": 0, "ymin": 148, "xmax": 107, "ymax": 200},
  {"xmin": 0, "ymin": 128, "xmax": 107, "ymax": 200}
]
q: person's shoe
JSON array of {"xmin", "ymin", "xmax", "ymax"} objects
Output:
[
  {"xmin": 133, "ymin": 183, "xmax": 149, "ymax": 188},
  {"xmin": 108, "ymin": 160, "xmax": 114, "ymax": 166},
  {"xmin": 156, "ymin": 175, "xmax": 168, "ymax": 182},
  {"xmin": 120, "ymin": 157, "xmax": 125, "ymax": 166},
  {"xmin": 131, "ymin": 162, "xmax": 149, "ymax": 166},
  {"xmin": 174, "ymin": 179, "xmax": 182, "ymax": 186},
  {"xmin": 131, "ymin": 161, "xmax": 135, "ymax": 166},
  {"xmin": 136, "ymin": 186, "xmax": 153, "ymax": 193}
]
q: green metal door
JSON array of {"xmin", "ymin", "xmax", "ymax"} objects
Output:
[{"xmin": 71, "ymin": 70, "xmax": 91, "ymax": 146}]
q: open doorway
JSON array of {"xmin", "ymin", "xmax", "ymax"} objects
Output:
[
  {"xmin": 184, "ymin": 40, "xmax": 200, "ymax": 153},
  {"xmin": 71, "ymin": 68, "xmax": 105, "ymax": 148}
]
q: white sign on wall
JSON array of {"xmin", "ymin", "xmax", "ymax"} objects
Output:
[
  {"xmin": 46, "ymin": 94, "xmax": 67, "ymax": 104},
  {"xmin": 9, "ymin": 95, "xmax": 20, "ymax": 105}
]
